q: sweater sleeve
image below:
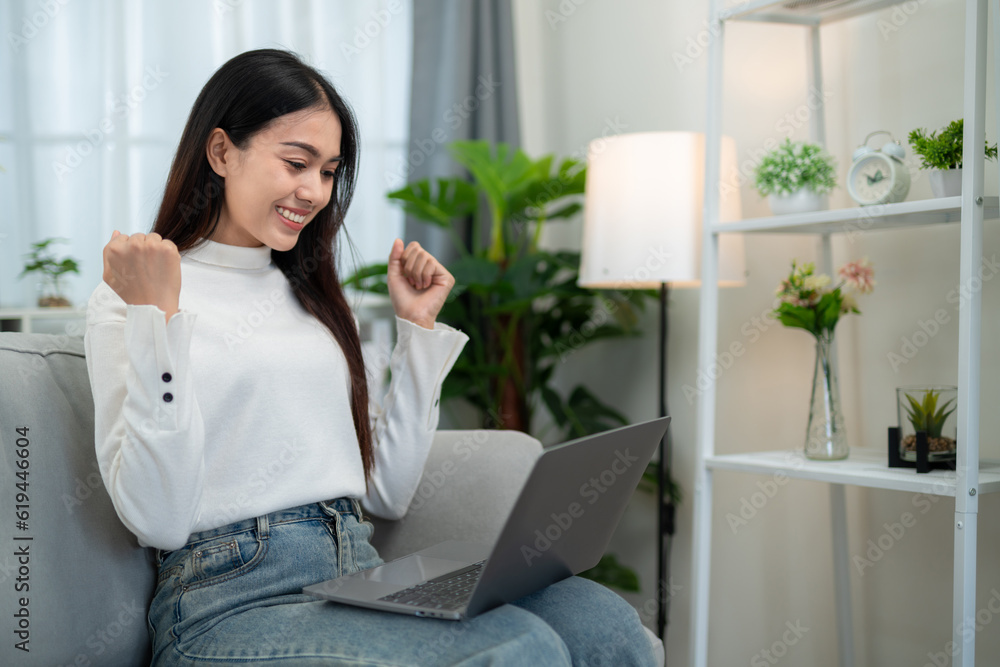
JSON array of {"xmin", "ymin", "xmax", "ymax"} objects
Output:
[
  {"xmin": 84, "ymin": 282, "xmax": 206, "ymax": 550},
  {"xmin": 361, "ymin": 315, "xmax": 468, "ymax": 519}
]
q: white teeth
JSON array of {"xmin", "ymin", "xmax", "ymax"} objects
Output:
[{"xmin": 276, "ymin": 206, "xmax": 306, "ymax": 224}]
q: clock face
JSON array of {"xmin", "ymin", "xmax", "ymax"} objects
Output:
[{"xmin": 850, "ymin": 154, "xmax": 895, "ymax": 204}]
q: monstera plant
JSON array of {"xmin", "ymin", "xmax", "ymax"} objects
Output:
[{"xmin": 348, "ymin": 140, "xmax": 655, "ymax": 442}]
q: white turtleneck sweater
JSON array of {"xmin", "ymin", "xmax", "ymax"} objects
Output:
[{"xmin": 84, "ymin": 238, "xmax": 468, "ymax": 551}]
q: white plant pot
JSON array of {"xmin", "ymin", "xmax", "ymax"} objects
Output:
[
  {"xmin": 928, "ymin": 168, "xmax": 962, "ymax": 198},
  {"xmin": 767, "ymin": 189, "xmax": 828, "ymax": 216}
]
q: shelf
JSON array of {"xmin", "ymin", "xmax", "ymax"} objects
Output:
[
  {"xmin": 706, "ymin": 448, "xmax": 1000, "ymax": 496},
  {"xmin": 0, "ymin": 307, "xmax": 88, "ymax": 333},
  {"xmin": 709, "ymin": 196, "xmax": 999, "ymax": 235},
  {"xmin": 694, "ymin": 0, "xmax": 993, "ymax": 664},
  {"xmin": 0, "ymin": 307, "xmax": 87, "ymax": 318},
  {"xmin": 719, "ymin": 0, "xmax": 908, "ymax": 26}
]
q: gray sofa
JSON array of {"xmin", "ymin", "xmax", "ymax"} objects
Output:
[{"xmin": 0, "ymin": 332, "xmax": 662, "ymax": 666}]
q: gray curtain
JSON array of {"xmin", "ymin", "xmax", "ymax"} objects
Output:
[{"xmin": 405, "ymin": 0, "xmax": 521, "ymax": 262}]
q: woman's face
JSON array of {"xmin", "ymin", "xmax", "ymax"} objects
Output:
[{"xmin": 207, "ymin": 105, "xmax": 343, "ymax": 250}]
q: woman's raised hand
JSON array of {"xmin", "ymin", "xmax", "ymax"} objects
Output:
[
  {"xmin": 102, "ymin": 231, "xmax": 182, "ymax": 322},
  {"xmin": 386, "ymin": 239, "xmax": 455, "ymax": 329}
]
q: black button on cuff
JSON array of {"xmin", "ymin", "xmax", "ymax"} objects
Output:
[
  {"xmin": 163, "ymin": 392, "xmax": 174, "ymax": 403},
  {"xmin": 162, "ymin": 372, "xmax": 172, "ymax": 383}
]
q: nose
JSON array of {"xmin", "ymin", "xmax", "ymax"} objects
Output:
[{"xmin": 295, "ymin": 169, "xmax": 332, "ymax": 210}]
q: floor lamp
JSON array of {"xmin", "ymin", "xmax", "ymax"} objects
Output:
[{"xmin": 578, "ymin": 131, "xmax": 744, "ymax": 647}]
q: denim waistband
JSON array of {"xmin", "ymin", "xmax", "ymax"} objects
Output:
[{"xmin": 178, "ymin": 498, "xmax": 362, "ymax": 550}]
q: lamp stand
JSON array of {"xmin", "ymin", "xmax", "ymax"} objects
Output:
[{"xmin": 657, "ymin": 282, "xmax": 676, "ymax": 646}]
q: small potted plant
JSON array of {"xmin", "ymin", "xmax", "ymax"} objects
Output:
[
  {"xmin": 896, "ymin": 386, "xmax": 957, "ymax": 461},
  {"xmin": 908, "ymin": 119, "xmax": 998, "ymax": 197},
  {"xmin": 18, "ymin": 237, "xmax": 80, "ymax": 307},
  {"xmin": 754, "ymin": 138, "xmax": 837, "ymax": 215}
]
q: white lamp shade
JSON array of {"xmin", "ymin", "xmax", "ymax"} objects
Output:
[{"xmin": 578, "ymin": 131, "xmax": 745, "ymax": 289}]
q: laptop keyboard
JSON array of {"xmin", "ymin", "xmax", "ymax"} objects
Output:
[{"xmin": 377, "ymin": 560, "xmax": 486, "ymax": 611}]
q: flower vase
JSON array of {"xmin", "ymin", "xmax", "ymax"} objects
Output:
[{"xmin": 805, "ymin": 334, "xmax": 848, "ymax": 460}]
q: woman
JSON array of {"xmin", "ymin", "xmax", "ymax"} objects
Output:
[{"xmin": 84, "ymin": 48, "xmax": 654, "ymax": 666}]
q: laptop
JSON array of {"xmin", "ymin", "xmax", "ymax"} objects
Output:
[{"xmin": 303, "ymin": 417, "xmax": 670, "ymax": 620}]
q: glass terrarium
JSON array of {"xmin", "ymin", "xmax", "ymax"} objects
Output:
[{"xmin": 896, "ymin": 385, "xmax": 957, "ymax": 462}]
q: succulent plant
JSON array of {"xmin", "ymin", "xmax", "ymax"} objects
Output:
[{"xmin": 903, "ymin": 389, "xmax": 956, "ymax": 439}]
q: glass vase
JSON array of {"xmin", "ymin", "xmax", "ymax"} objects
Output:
[{"xmin": 805, "ymin": 333, "xmax": 848, "ymax": 460}]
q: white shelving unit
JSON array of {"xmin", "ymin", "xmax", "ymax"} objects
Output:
[
  {"xmin": 691, "ymin": 1, "xmax": 995, "ymax": 666},
  {"xmin": 0, "ymin": 307, "xmax": 87, "ymax": 334}
]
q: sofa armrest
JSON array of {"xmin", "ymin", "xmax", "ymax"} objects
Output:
[
  {"xmin": 369, "ymin": 429, "xmax": 542, "ymax": 561},
  {"xmin": 0, "ymin": 333, "xmax": 155, "ymax": 667}
]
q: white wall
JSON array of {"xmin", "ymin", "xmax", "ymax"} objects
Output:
[{"xmin": 513, "ymin": 0, "xmax": 1000, "ymax": 664}]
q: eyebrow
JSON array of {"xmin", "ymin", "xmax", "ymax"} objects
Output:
[{"xmin": 280, "ymin": 141, "xmax": 343, "ymax": 163}]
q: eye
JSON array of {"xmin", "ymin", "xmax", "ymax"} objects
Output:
[
  {"xmin": 284, "ymin": 160, "xmax": 306, "ymax": 171},
  {"xmin": 322, "ymin": 170, "xmax": 336, "ymax": 179}
]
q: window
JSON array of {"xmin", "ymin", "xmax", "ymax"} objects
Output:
[{"xmin": 0, "ymin": 0, "xmax": 411, "ymax": 308}]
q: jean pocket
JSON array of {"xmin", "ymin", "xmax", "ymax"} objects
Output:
[
  {"xmin": 180, "ymin": 533, "xmax": 266, "ymax": 591},
  {"xmin": 341, "ymin": 514, "xmax": 383, "ymax": 573},
  {"xmin": 193, "ymin": 539, "xmax": 241, "ymax": 580}
]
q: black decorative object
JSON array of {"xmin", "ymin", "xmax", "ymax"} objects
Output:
[{"xmin": 888, "ymin": 427, "xmax": 956, "ymax": 473}]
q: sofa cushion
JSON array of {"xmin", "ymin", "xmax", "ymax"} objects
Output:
[{"xmin": 0, "ymin": 333, "xmax": 154, "ymax": 667}]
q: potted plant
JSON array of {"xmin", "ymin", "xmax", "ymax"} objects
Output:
[
  {"xmin": 896, "ymin": 386, "xmax": 957, "ymax": 461},
  {"xmin": 19, "ymin": 237, "xmax": 80, "ymax": 307},
  {"xmin": 347, "ymin": 140, "xmax": 663, "ymax": 591},
  {"xmin": 754, "ymin": 138, "xmax": 837, "ymax": 215},
  {"xmin": 908, "ymin": 119, "xmax": 998, "ymax": 197},
  {"xmin": 348, "ymin": 140, "xmax": 656, "ymax": 440}
]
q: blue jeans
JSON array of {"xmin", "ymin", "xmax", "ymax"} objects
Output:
[{"xmin": 149, "ymin": 498, "xmax": 655, "ymax": 666}]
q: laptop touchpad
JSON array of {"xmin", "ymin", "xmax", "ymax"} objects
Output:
[{"xmin": 358, "ymin": 555, "xmax": 468, "ymax": 585}]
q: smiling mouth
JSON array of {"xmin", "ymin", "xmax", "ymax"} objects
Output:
[{"xmin": 276, "ymin": 206, "xmax": 307, "ymax": 224}]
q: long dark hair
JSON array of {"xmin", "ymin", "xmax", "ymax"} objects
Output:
[{"xmin": 152, "ymin": 49, "xmax": 374, "ymax": 482}]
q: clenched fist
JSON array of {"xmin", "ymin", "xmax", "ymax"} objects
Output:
[
  {"xmin": 386, "ymin": 239, "xmax": 455, "ymax": 329},
  {"xmin": 103, "ymin": 231, "xmax": 181, "ymax": 322}
]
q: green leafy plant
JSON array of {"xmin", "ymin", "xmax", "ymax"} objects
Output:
[
  {"xmin": 347, "ymin": 140, "xmax": 656, "ymax": 441},
  {"xmin": 902, "ymin": 389, "xmax": 956, "ymax": 439},
  {"xmin": 908, "ymin": 119, "xmax": 998, "ymax": 170},
  {"xmin": 754, "ymin": 138, "xmax": 837, "ymax": 197},
  {"xmin": 347, "ymin": 140, "xmax": 663, "ymax": 592},
  {"xmin": 18, "ymin": 237, "xmax": 80, "ymax": 307}
]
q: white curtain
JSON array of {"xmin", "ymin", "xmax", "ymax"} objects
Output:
[{"xmin": 0, "ymin": 0, "xmax": 412, "ymax": 309}]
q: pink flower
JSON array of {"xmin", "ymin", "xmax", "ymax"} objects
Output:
[{"xmin": 839, "ymin": 258, "xmax": 875, "ymax": 294}]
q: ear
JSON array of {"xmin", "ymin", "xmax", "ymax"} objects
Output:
[{"xmin": 206, "ymin": 128, "xmax": 235, "ymax": 178}]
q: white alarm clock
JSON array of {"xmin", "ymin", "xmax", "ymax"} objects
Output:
[{"xmin": 847, "ymin": 131, "xmax": 911, "ymax": 206}]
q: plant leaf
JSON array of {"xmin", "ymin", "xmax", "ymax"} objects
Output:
[
  {"xmin": 448, "ymin": 141, "xmax": 535, "ymax": 221},
  {"xmin": 579, "ymin": 553, "xmax": 640, "ymax": 593},
  {"xmin": 387, "ymin": 178, "xmax": 477, "ymax": 228},
  {"xmin": 775, "ymin": 303, "xmax": 816, "ymax": 333},
  {"xmin": 922, "ymin": 389, "xmax": 938, "ymax": 416},
  {"xmin": 562, "ymin": 385, "xmax": 629, "ymax": 437},
  {"xmin": 933, "ymin": 398, "xmax": 956, "ymax": 421},
  {"xmin": 541, "ymin": 385, "xmax": 568, "ymax": 428},
  {"xmin": 448, "ymin": 255, "xmax": 501, "ymax": 291}
]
